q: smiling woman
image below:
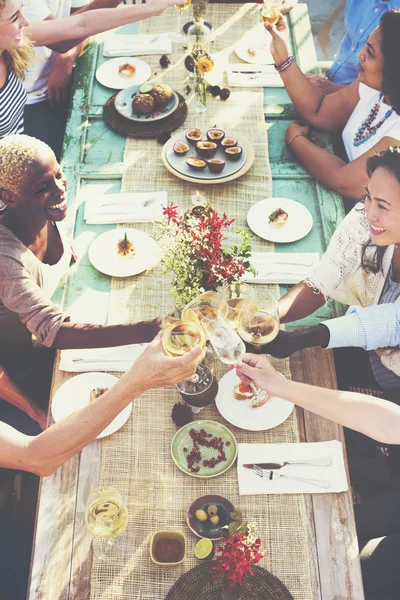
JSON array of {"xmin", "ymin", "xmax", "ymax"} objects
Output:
[{"xmin": 0, "ymin": 135, "xmax": 162, "ymax": 388}]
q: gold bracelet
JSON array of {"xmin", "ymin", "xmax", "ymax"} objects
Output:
[{"xmin": 287, "ymin": 133, "xmax": 305, "ymax": 147}]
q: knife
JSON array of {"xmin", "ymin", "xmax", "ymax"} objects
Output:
[
  {"xmin": 243, "ymin": 458, "xmax": 332, "ymax": 469},
  {"xmin": 230, "ymin": 70, "xmax": 269, "ymax": 75}
]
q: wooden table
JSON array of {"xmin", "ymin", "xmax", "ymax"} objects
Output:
[{"xmin": 27, "ymin": 5, "xmax": 364, "ymax": 599}]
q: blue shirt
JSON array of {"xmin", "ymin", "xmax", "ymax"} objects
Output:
[
  {"xmin": 324, "ymin": 303, "xmax": 400, "ymax": 351},
  {"xmin": 328, "ymin": 0, "xmax": 400, "ymax": 85}
]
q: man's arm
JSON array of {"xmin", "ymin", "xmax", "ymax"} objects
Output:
[
  {"xmin": 236, "ymin": 354, "xmax": 400, "ymax": 445},
  {"xmin": 0, "ymin": 339, "xmax": 204, "ymax": 476}
]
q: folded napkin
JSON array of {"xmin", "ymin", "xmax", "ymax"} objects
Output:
[
  {"xmin": 242, "ymin": 252, "xmax": 319, "ymax": 284},
  {"xmin": 59, "ymin": 343, "xmax": 147, "ymax": 373},
  {"xmin": 227, "ymin": 64, "xmax": 284, "ymax": 88},
  {"xmin": 84, "ymin": 191, "xmax": 167, "ymax": 224},
  {"xmin": 103, "ymin": 33, "xmax": 172, "ymax": 57},
  {"xmin": 238, "ymin": 441, "xmax": 348, "ymax": 495}
]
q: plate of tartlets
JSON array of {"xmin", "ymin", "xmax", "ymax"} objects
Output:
[
  {"xmin": 51, "ymin": 372, "xmax": 132, "ymax": 439},
  {"xmin": 114, "ymin": 83, "xmax": 179, "ymax": 122},
  {"xmin": 215, "ymin": 370, "xmax": 294, "ymax": 431},
  {"xmin": 247, "ymin": 198, "xmax": 313, "ymax": 243},
  {"xmin": 161, "ymin": 129, "xmax": 254, "ymax": 184},
  {"xmin": 88, "ymin": 228, "xmax": 162, "ymax": 277},
  {"xmin": 96, "ymin": 56, "xmax": 152, "ymax": 89}
]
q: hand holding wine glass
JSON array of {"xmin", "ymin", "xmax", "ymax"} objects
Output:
[
  {"xmin": 173, "ymin": 0, "xmax": 192, "ymax": 43},
  {"xmin": 236, "ymin": 296, "xmax": 280, "ymax": 349},
  {"xmin": 263, "ymin": 13, "xmax": 290, "ymax": 66}
]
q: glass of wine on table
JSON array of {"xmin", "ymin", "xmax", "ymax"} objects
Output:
[
  {"xmin": 162, "ymin": 309, "xmax": 216, "ymax": 413},
  {"xmin": 85, "ymin": 486, "xmax": 128, "ymax": 560},
  {"xmin": 173, "ymin": 0, "xmax": 192, "ymax": 44}
]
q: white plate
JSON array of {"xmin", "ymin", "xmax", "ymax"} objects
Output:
[
  {"xmin": 51, "ymin": 373, "xmax": 132, "ymax": 439},
  {"xmin": 247, "ymin": 198, "xmax": 313, "ymax": 243},
  {"xmin": 235, "ymin": 24, "xmax": 275, "ymax": 65},
  {"xmin": 88, "ymin": 228, "xmax": 162, "ymax": 278},
  {"xmin": 164, "ymin": 133, "xmax": 247, "ymax": 181},
  {"xmin": 96, "ymin": 57, "xmax": 152, "ymax": 89},
  {"xmin": 215, "ymin": 370, "xmax": 294, "ymax": 432},
  {"xmin": 114, "ymin": 85, "xmax": 179, "ymax": 122}
]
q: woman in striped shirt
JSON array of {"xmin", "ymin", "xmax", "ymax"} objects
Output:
[{"xmin": 0, "ymin": 0, "xmax": 183, "ymax": 138}]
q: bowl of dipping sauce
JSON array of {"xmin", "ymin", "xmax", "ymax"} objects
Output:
[{"xmin": 150, "ymin": 530, "xmax": 186, "ymax": 566}]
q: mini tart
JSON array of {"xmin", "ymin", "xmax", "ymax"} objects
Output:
[
  {"xmin": 118, "ymin": 63, "xmax": 136, "ymax": 78},
  {"xmin": 268, "ymin": 208, "xmax": 289, "ymax": 228},
  {"xmin": 233, "ymin": 381, "xmax": 254, "ymax": 401}
]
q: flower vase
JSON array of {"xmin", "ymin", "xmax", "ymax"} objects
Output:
[
  {"xmin": 221, "ymin": 578, "xmax": 243, "ymax": 600},
  {"xmin": 194, "ymin": 65, "xmax": 207, "ymax": 113}
]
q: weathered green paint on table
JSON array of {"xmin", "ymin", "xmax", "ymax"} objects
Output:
[{"xmin": 28, "ymin": 5, "xmax": 363, "ymax": 600}]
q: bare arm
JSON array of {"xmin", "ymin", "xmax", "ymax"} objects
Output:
[
  {"xmin": 237, "ymin": 355, "xmax": 400, "ymax": 445},
  {"xmin": 26, "ymin": 0, "xmax": 182, "ymax": 53},
  {"xmin": 265, "ymin": 17, "xmax": 359, "ymax": 132},
  {"xmin": 286, "ymin": 125, "xmax": 398, "ymax": 198},
  {"xmin": 278, "ymin": 281, "xmax": 326, "ymax": 324},
  {"xmin": 0, "ymin": 339, "xmax": 204, "ymax": 476}
]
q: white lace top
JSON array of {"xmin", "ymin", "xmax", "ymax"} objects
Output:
[{"xmin": 308, "ymin": 203, "xmax": 400, "ymax": 376}]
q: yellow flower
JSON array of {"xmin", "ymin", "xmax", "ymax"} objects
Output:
[{"xmin": 197, "ymin": 57, "xmax": 214, "ymax": 73}]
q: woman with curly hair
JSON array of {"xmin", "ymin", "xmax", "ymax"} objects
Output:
[
  {"xmin": 0, "ymin": 0, "xmax": 182, "ymax": 138},
  {"xmin": 265, "ymin": 11, "xmax": 400, "ymax": 201}
]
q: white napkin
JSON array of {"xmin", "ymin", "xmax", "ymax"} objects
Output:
[
  {"xmin": 59, "ymin": 343, "xmax": 147, "ymax": 373},
  {"xmin": 103, "ymin": 33, "xmax": 172, "ymax": 57},
  {"xmin": 227, "ymin": 64, "xmax": 284, "ymax": 88},
  {"xmin": 84, "ymin": 191, "xmax": 167, "ymax": 224},
  {"xmin": 242, "ymin": 252, "xmax": 319, "ymax": 284},
  {"xmin": 237, "ymin": 441, "xmax": 348, "ymax": 495}
]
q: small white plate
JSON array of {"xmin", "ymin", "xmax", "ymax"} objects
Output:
[
  {"xmin": 96, "ymin": 57, "xmax": 151, "ymax": 89},
  {"xmin": 114, "ymin": 85, "xmax": 179, "ymax": 122},
  {"xmin": 88, "ymin": 228, "xmax": 162, "ymax": 278},
  {"xmin": 215, "ymin": 370, "xmax": 294, "ymax": 432},
  {"xmin": 51, "ymin": 373, "xmax": 132, "ymax": 439},
  {"xmin": 247, "ymin": 198, "xmax": 313, "ymax": 243},
  {"xmin": 235, "ymin": 24, "xmax": 275, "ymax": 65}
]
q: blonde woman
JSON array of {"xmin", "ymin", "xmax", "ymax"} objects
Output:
[{"xmin": 0, "ymin": 0, "xmax": 183, "ymax": 138}]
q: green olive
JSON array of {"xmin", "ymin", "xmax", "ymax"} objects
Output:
[
  {"xmin": 195, "ymin": 509, "xmax": 208, "ymax": 522},
  {"xmin": 209, "ymin": 515, "xmax": 219, "ymax": 526},
  {"xmin": 207, "ymin": 504, "xmax": 218, "ymax": 517}
]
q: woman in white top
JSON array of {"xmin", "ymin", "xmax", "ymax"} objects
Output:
[
  {"xmin": 0, "ymin": 0, "xmax": 183, "ymax": 138},
  {"xmin": 266, "ymin": 10, "xmax": 400, "ymax": 200}
]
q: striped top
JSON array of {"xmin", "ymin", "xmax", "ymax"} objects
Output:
[
  {"xmin": 0, "ymin": 67, "xmax": 27, "ymax": 139},
  {"xmin": 370, "ymin": 266, "xmax": 400, "ymax": 390}
]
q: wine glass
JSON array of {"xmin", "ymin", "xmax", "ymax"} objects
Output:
[
  {"xmin": 162, "ymin": 309, "xmax": 211, "ymax": 396},
  {"xmin": 179, "ymin": 343, "xmax": 218, "ymax": 413},
  {"xmin": 221, "ymin": 283, "xmax": 256, "ymax": 329},
  {"xmin": 258, "ymin": 0, "xmax": 282, "ymax": 51},
  {"xmin": 173, "ymin": 0, "xmax": 192, "ymax": 43},
  {"xmin": 182, "ymin": 290, "xmax": 228, "ymax": 325},
  {"xmin": 85, "ymin": 486, "xmax": 128, "ymax": 560},
  {"xmin": 200, "ymin": 312, "xmax": 246, "ymax": 367},
  {"xmin": 236, "ymin": 295, "xmax": 280, "ymax": 349}
]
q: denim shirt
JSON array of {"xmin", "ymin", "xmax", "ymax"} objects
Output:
[{"xmin": 328, "ymin": 0, "xmax": 400, "ymax": 85}]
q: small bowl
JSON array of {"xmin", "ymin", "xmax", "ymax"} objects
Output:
[
  {"xmin": 187, "ymin": 494, "xmax": 235, "ymax": 540},
  {"xmin": 150, "ymin": 530, "xmax": 186, "ymax": 566}
]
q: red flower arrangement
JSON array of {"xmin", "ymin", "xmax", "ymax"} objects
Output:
[
  {"xmin": 155, "ymin": 204, "xmax": 254, "ymax": 307},
  {"xmin": 213, "ymin": 533, "xmax": 264, "ymax": 588}
]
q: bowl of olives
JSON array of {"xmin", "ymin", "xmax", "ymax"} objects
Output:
[{"xmin": 187, "ymin": 494, "xmax": 234, "ymax": 540}]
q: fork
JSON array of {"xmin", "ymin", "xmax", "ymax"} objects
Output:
[{"xmin": 253, "ymin": 465, "xmax": 331, "ymax": 489}]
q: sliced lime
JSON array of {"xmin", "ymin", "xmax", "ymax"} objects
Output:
[
  {"xmin": 195, "ymin": 537, "xmax": 213, "ymax": 559},
  {"xmin": 140, "ymin": 83, "xmax": 153, "ymax": 94}
]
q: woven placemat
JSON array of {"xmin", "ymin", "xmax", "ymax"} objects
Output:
[
  {"xmin": 90, "ymin": 5, "xmax": 313, "ymax": 600},
  {"xmin": 165, "ymin": 564, "xmax": 294, "ymax": 600},
  {"xmin": 103, "ymin": 92, "xmax": 188, "ymax": 138}
]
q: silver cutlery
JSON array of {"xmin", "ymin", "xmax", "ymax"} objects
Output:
[
  {"xmin": 243, "ymin": 458, "xmax": 332, "ymax": 470},
  {"xmin": 98, "ymin": 196, "xmax": 156, "ymax": 209},
  {"xmin": 253, "ymin": 466, "xmax": 331, "ymax": 489},
  {"xmin": 231, "ymin": 70, "xmax": 270, "ymax": 75}
]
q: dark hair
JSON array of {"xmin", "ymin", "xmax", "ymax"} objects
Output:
[
  {"xmin": 360, "ymin": 147, "xmax": 400, "ymax": 273},
  {"xmin": 380, "ymin": 11, "xmax": 400, "ymax": 115}
]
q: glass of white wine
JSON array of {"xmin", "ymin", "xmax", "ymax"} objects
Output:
[
  {"xmin": 237, "ymin": 295, "xmax": 280, "ymax": 350},
  {"xmin": 162, "ymin": 309, "xmax": 210, "ymax": 395},
  {"xmin": 258, "ymin": 0, "xmax": 282, "ymax": 50},
  {"xmin": 221, "ymin": 283, "xmax": 256, "ymax": 329},
  {"xmin": 174, "ymin": 0, "xmax": 192, "ymax": 43},
  {"xmin": 200, "ymin": 312, "xmax": 246, "ymax": 367},
  {"xmin": 85, "ymin": 486, "xmax": 128, "ymax": 560}
]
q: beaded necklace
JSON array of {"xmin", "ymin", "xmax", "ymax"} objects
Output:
[{"xmin": 353, "ymin": 93, "xmax": 393, "ymax": 147}]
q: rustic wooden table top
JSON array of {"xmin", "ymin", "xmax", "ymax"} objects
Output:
[{"xmin": 27, "ymin": 5, "xmax": 363, "ymax": 599}]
